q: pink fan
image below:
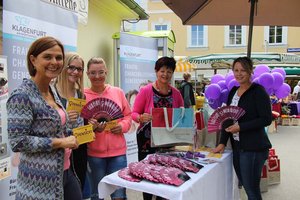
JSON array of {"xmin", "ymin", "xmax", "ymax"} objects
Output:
[
  {"xmin": 118, "ymin": 167, "xmax": 142, "ymax": 182},
  {"xmin": 159, "ymin": 167, "xmax": 190, "ymax": 186},
  {"xmin": 207, "ymin": 106, "xmax": 245, "ymax": 133},
  {"xmin": 81, "ymin": 97, "xmax": 123, "ymax": 122}
]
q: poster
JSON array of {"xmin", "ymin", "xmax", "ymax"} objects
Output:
[
  {"xmin": 120, "ymin": 33, "xmax": 158, "ymax": 164},
  {"xmin": 1, "ymin": 0, "xmax": 78, "ymax": 198}
]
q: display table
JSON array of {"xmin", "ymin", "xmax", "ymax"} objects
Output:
[
  {"xmin": 98, "ymin": 151, "xmax": 235, "ymax": 200},
  {"xmin": 288, "ymin": 102, "xmax": 300, "ymax": 115}
]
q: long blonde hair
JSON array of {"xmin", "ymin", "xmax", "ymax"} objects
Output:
[{"xmin": 55, "ymin": 52, "xmax": 84, "ymax": 99}]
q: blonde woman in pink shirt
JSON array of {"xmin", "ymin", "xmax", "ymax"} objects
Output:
[
  {"xmin": 84, "ymin": 57, "xmax": 131, "ymax": 200},
  {"xmin": 131, "ymin": 56, "xmax": 184, "ymax": 200}
]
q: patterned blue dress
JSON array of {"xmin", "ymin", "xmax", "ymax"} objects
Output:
[{"xmin": 7, "ymin": 78, "xmax": 67, "ymax": 200}]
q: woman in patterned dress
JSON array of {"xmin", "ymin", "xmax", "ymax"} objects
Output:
[{"xmin": 7, "ymin": 36, "xmax": 81, "ymax": 200}]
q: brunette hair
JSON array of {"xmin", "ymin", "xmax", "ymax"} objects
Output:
[
  {"xmin": 154, "ymin": 56, "xmax": 176, "ymax": 72},
  {"xmin": 27, "ymin": 36, "xmax": 65, "ymax": 76},
  {"xmin": 232, "ymin": 57, "xmax": 253, "ymax": 75}
]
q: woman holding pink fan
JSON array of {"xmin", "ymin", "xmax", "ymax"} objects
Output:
[
  {"xmin": 213, "ymin": 57, "xmax": 272, "ymax": 200},
  {"xmin": 84, "ymin": 57, "xmax": 132, "ymax": 200}
]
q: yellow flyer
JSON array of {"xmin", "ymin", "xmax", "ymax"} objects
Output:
[
  {"xmin": 104, "ymin": 120, "xmax": 118, "ymax": 131},
  {"xmin": 73, "ymin": 124, "xmax": 95, "ymax": 145},
  {"xmin": 0, "ymin": 157, "xmax": 11, "ymax": 181},
  {"xmin": 67, "ymin": 97, "xmax": 86, "ymax": 112}
]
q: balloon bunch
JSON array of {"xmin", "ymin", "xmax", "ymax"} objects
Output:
[{"xmin": 204, "ymin": 65, "xmax": 291, "ymax": 110}]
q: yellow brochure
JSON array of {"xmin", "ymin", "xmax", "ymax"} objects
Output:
[
  {"xmin": 207, "ymin": 152, "xmax": 222, "ymax": 159},
  {"xmin": 66, "ymin": 97, "xmax": 86, "ymax": 112},
  {"xmin": 72, "ymin": 124, "xmax": 95, "ymax": 145},
  {"xmin": 104, "ymin": 120, "xmax": 118, "ymax": 131}
]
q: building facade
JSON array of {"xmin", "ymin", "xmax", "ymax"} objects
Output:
[{"xmin": 132, "ymin": 0, "xmax": 300, "ymax": 57}]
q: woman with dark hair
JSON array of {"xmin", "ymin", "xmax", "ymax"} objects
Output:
[
  {"xmin": 7, "ymin": 36, "xmax": 82, "ymax": 199},
  {"xmin": 213, "ymin": 57, "xmax": 272, "ymax": 200},
  {"xmin": 132, "ymin": 56, "xmax": 184, "ymax": 200}
]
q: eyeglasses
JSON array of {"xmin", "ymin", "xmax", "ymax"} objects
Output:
[
  {"xmin": 68, "ymin": 65, "xmax": 84, "ymax": 72},
  {"xmin": 88, "ymin": 70, "xmax": 106, "ymax": 77}
]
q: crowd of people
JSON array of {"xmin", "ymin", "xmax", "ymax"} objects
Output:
[{"xmin": 7, "ymin": 36, "xmax": 274, "ymax": 200}]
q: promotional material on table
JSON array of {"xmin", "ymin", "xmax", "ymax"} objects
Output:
[
  {"xmin": 66, "ymin": 97, "xmax": 86, "ymax": 112},
  {"xmin": 207, "ymin": 106, "xmax": 245, "ymax": 133},
  {"xmin": 72, "ymin": 124, "xmax": 95, "ymax": 145},
  {"xmin": 151, "ymin": 107, "xmax": 194, "ymax": 147}
]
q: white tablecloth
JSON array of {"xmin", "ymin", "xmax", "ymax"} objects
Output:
[{"xmin": 98, "ymin": 151, "xmax": 235, "ymax": 200}]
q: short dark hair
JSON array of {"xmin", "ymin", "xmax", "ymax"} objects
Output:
[
  {"xmin": 154, "ymin": 56, "xmax": 176, "ymax": 72},
  {"xmin": 232, "ymin": 56, "xmax": 253, "ymax": 75},
  {"xmin": 27, "ymin": 36, "xmax": 65, "ymax": 76}
]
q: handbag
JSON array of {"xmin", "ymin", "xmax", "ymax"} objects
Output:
[{"xmin": 151, "ymin": 107, "xmax": 194, "ymax": 147}]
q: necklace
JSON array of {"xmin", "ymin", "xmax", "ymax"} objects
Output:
[{"xmin": 155, "ymin": 81, "xmax": 171, "ymax": 94}]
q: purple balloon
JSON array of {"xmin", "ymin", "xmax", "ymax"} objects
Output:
[
  {"xmin": 217, "ymin": 80, "xmax": 227, "ymax": 90},
  {"xmin": 205, "ymin": 84, "xmax": 221, "ymax": 100},
  {"xmin": 228, "ymin": 79, "xmax": 239, "ymax": 91},
  {"xmin": 271, "ymin": 72, "xmax": 284, "ymax": 90},
  {"xmin": 275, "ymin": 83, "xmax": 291, "ymax": 99},
  {"xmin": 254, "ymin": 64, "xmax": 270, "ymax": 77},
  {"xmin": 271, "ymin": 68, "xmax": 286, "ymax": 79},
  {"xmin": 258, "ymin": 73, "xmax": 274, "ymax": 89},
  {"xmin": 225, "ymin": 74, "xmax": 235, "ymax": 88},
  {"xmin": 266, "ymin": 88, "xmax": 274, "ymax": 95},
  {"xmin": 220, "ymin": 89, "xmax": 229, "ymax": 103},
  {"xmin": 252, "ymin": 77, "xmax": 259, "ymax": 84},
  {"xmin": 211, "ymin": 74, "xmax": 225, "ymax": 84},
  {"xmin": 208, "ymin": 99, "xmax": 222, "ymax": 110}
]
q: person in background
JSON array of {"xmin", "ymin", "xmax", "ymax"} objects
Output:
[
  {"xmin": 55, "ymin": 52, "xmax": 87, "ymax": 195},
  {"xmin": 292, "ymin": 80, "xmax": 300, "ymax": 100},
  {"xmin": 180, "ymin": 72, "xmax": 195, "ymax": 108},
  {"xmin": 131, "ymin": 56, "xmax": 184, "ymax": 200},
  {"xmin": 213, "ymin": 57, "xmax": 272, "ymax": 200},
  {"xmin": 84, "ymin": 57, "xmax": 132, "ymax": 200},
  {"xmin": 7, "ymin": 36, "xmax": 81, "ymax": 200},
  {"xmin": 125, "ymin": 89, "xmax": 138, "ymax": 109}
]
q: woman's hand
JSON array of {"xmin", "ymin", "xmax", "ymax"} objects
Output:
[
  {"xmin": 225, "ymin": 123, "xmax": 240, "ymax": 134},
  {"xmin": 52, "ymin": 136, "xmax": 79, "ymax": 149},
  {"xmin": 68, "ymin": 110, "xmax": 79, "ymax": 123},
  {"xmin": 212, "ymin": 144, "xmax": 225, "ymax": 153},
  {"xmin": 110, "ymin": 124, "xmax": 122, "ymax": 135},
  {"xmin": 88, "ymin": 118, "xmax": 106, "ymax": 132},
  {"xmin": 139, "ymin": 113, "xmax": 152, "ymax": 123}
]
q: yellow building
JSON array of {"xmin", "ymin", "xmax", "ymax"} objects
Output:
[{"xmin": 135, "ymin": 0, "xmax": 300, "ymax": 57}]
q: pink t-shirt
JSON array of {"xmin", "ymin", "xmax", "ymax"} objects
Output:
[{"xmin": 57, "ymin": 108, "xmax": 71, "ymax": 170}]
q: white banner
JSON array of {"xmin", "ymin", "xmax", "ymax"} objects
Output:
[{"xmin": 1, "ymin": 0, "xmax": 78, "ymax": 199}]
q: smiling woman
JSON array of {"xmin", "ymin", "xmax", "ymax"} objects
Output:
[
  {"xmin": 54, "ymin": 52, "xmax": 87, "ymax": 197},
  {"xmin": 7, "ymin": 36, "xmax": 83, "ymax": 200},
  {"xmin": 131, "ymin": 56, "xmax": 184, "ymax": 200}
]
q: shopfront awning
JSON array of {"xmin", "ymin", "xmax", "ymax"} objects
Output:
[
  {"xmin": 175, "ymin": 58, "xmax": 195, "ymax": 72},
  {"xmin": 186, "ymin": 53, "xmax": 300, "ymax": 75}
]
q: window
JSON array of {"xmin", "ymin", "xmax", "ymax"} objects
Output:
[
  {"xmin": 224, "ymin": 25, "xmax": 246, "ymax": 47},
  {"xmin": 187, "ymin": 25, "xmax": 208, "ymax": 47},
  {"xmin": 151, "ymin": 19, "xmax": 170, "ymax": 31},
  {"xmin": 264, "ymin": 26, "xmax": 287, "ymax": 45},
  {"xmin": 154, "ymin": 24, "xmax": 168, "ymax": 31}
]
